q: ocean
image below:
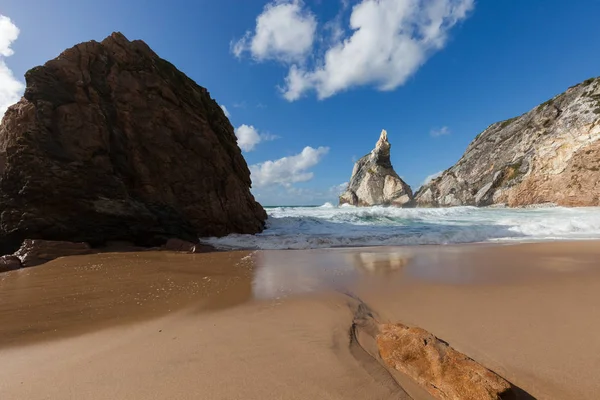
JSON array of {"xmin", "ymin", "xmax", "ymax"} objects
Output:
[{"xmin": 200, "ymin": 204, "xmax": 600, "ymax": 250}]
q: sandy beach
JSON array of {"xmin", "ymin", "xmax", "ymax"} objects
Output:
[
  {"xmin": 1, "ymin": 241, "xmax": 600, "ymax": 399},
  {"xmin": 1, "ymin": 2, "xmax": 599, "ymax": 400}
]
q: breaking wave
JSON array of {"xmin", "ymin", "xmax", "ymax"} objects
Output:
[{"xmin": 201, "ymin": 205, "xmax": 600, "ymax": 250}]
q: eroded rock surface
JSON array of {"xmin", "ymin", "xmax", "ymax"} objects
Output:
[
  {"xmin": 339, "ymin": 130, "xmax": 413, "ymax": 206},
  {"xmin": 14, "ymin": 239, "xmax": 92, "ymax": 267},
  {"xmin": 0, "ymin": 255, "xmax": 21, "ymax": 272},
  {"xmin": 0, "ymin": 32, "xmax": 266, "ymax": 254},
  {"xmin": 415, "ymin": 77, "xmax": 600, "ymax": 207},
  {"xmin": 377, "ymin": 323, "xmax": 515, "ymax": 400}
]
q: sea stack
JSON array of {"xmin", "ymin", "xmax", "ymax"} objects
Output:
[
  {"xmin": 339, "ymin": 130, "xmax": 413, "ymax": 207},
  {"xmin": 0, "ymin": 32, "xmax": 267, "ymax": 255},
  {"xmin": 415, "ymin": 76, "xmax": 600, "ymax": 207}
]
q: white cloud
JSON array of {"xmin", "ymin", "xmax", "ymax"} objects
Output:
[
  {"xmin": 250, "ymin": 146, "xmax": 329, "ymax": 187},
  {"xmin": 253, "ymin": 180, "xmax": 349, "ymax": 206},
  {"xmin": 220, "ymin": 105, "xmax": 231, "ymax": 118},
  {"xmin": 235, "ymin": 124, "xmax": 260, "ymax": 151},
  {"xmin": 0, "ymin": 15, "xmax": 19, "ymax": 57},
  {"xmin": 0, "ymin": 15, "xmax": 25, "ymax": 119},
  {"xmin": 430, "ymin": 126, "xmax": 451, "ymax": 137},
  {"xmin": 421, "ymin": 170, "xmax": 443, "ymax": 186},
  {"xmin": 232, "ymin": 0, "xmax": 317, "ymax": 63},
  {"xmin": 235, "ymin": 124, "xmax": 279, "ymax": 152},
  {"xmin": 322, "ymin": 0, "xmax": 350, "ymax": 46},
  {"xmin": 330, "ymin": 181, "xmax": 348, "ymax": 195},
  {"xmin": 234, "ymin": 0, "xmax": 474, "ymax": 100},
  {"xmin": 284, "ymin": 0, "xmax": 473, "ymax": 100},
  {"xmin": 281, "ymin": 65, "xmax": 314, "ymax": 101}
]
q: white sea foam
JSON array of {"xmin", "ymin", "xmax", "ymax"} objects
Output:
[{"xmin": 201, "ymin": 205, "xmax": 600, "ymax": 250}]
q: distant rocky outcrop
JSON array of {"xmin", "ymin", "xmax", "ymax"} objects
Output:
[
  {"xmin": 339, "ymin": 130, "xmax": 413, "ymax": 207},
  {"xmin": 415, "ymin": 77, "xmax": 600, "ymax": 207},
  {"xmin": 0, "ymin": 32, "xmax": 267, "ymax": 255}
]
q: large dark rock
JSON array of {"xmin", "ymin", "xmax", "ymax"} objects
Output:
[
  {"xmin": 414, "ymin": 76, "xmax": 600, "ymax": 207},
  {"xmin": 339, "ymin": 130, "xmax": 413, "ymax": 207},
  {"xmin": 0, "ymin": 32, "xmax": 266, "ymax": 254}
]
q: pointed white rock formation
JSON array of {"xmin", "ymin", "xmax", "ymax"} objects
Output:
[{"xmin": 339, "ymin": 129, "xmax": 413, "ymax": 207}]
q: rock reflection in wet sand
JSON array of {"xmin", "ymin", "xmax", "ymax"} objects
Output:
[
  {"xmin": 250, "ymin": 243, "xmax": 600, "ymax": 300},
  {"xmin": 250, "ymin": 249, "xmax": 411, "ymax": 299}
]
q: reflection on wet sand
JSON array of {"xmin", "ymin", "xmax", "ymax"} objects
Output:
[
  {"xmin": 2, "ymin": 241, "xmax": 599, "ymax": 349},
  {"xmin": 350, "ymin": 251, "xmax": 412, "ymax": 274},
  {"xmin": 0, "ymin": 247, "xmax": 432, "ymax": 347},
  {"xmin": 251, "ymin": 242, "xmax": 600, "ymax": 300},
  {"xmin": 250, "ymin": 250, "xmax": 411, "ymax": 299},
  {"xmin": 251, "ymin": 250, "xmax": 354, "ymax": 299}
]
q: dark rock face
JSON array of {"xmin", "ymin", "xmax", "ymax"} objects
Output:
[
  {"xmin": 415, "ymin": 76, "xmax": 600, "ymax": 207},
  {"xmin": 0, "ymin": 32, "xmax": 266, "ymax": 254},
  {"xmin": 14, "ymin": 239, "xmax": 92, "ymax": 267},
  {"xmin": 339, "ymin": 130, "xmax": 413, "ymax": 207},
  {"xmin": 0, "ymin": 255, "xmax": 21, "ymax": 273}
]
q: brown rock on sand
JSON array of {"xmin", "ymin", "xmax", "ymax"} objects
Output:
[
  {"xmin": 377, "ymin": 323, "xmax": 515, "ymax": 400},
  {"xmin": 0, "ymin": 32, "xmax": 266, "ymax": 255}
]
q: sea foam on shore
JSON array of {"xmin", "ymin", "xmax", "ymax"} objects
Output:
[{"xmin": 201, "ymin": 205, "xmax": 600, "ymax": 250}]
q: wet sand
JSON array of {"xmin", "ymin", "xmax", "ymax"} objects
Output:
[
  {"xmin": 1, "ymin": 241, "xmax": 600, "ymax": 399},
  {"xmin": 0, "ymin": 250, "xmax": 255, "ymax": 347}
]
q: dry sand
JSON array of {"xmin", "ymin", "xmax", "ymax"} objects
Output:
[{"xmin": 1, "ymin": 241, "xmax": 600, "ymax": 399}]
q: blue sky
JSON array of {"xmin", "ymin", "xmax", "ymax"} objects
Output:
[{"xmin": 1, "ymin": 0, "xmax": 600, "ymax": 205}]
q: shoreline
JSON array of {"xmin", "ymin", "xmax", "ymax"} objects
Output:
[
  {"xmin": 200, "ymin": 205, "xmax": 600, "ymax": 251},
  {"xmin": 1, "ymin": 240, "xmax": 600, "ymax": 399}
]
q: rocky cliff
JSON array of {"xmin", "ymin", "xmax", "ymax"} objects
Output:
[
  {"xmin": 415, "ymin": 77, "xmax": 600, "ymax": 207},
  {"xmin": 0, "ymin": 32, "xmax": 267, "ymax": 254},
  {"xmin": 339, "ymin": 130, "xmax": 413, "ymax": 206}
]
